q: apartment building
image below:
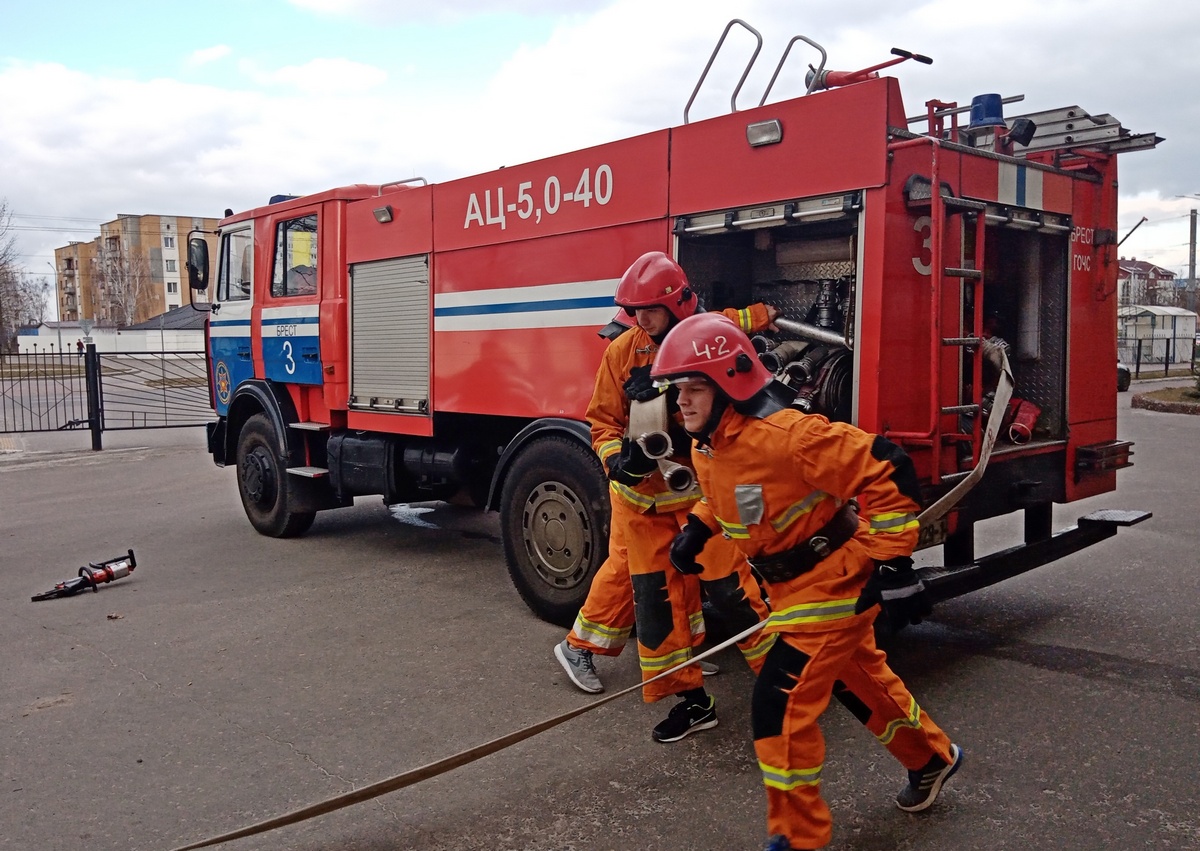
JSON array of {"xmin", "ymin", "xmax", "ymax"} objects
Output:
[{"xmin": 53, "ymin": 213, "xmax": 220, "ymax": 325}]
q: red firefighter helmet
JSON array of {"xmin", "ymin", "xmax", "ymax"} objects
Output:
[
  {"xmin": 651, "ymin": 313, "xmax": 774, "ymax": 402},
  {"xmin": 597, "ymin": 306, "xmax": 633, "ymax": 340},
  {"xmin": 614, "ymin": 251, "xmax": 697, "ymax": 321}
]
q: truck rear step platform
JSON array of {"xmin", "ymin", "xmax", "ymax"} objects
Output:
[{"xmin": 919, "ymin": 509, "xmax": 1152, "ymax": 603}]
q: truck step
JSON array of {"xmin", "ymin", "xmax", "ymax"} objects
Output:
[
  {"xmin": 918, "ymin": 508, "xmax": 1151, "ymax": 603},
  {"xmin": 287, "ymin": 466, "xmax": 329, "ymax": 478},
  {"xmin": 1078, "ymin": 509, "xmax": 1152, "ymax": 527},
  {"xmin": 290, "ymin": 421, "xmax": 330, "ymax": 431}
]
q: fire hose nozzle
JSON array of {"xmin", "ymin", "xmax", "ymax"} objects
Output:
[
  {"xmin": 657, "ymin": 459, "xmax": 697, "ymax": 494},
  {"xmin": 636, "ymin": 431, "xmax": 674, "ymax": 461}
]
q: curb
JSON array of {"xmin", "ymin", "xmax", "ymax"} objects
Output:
[{"xmin": 1130, "ymin": 392, "xmax": 1200, "ymax": 415}]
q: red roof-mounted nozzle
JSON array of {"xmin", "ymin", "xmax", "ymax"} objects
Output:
[{"xmin": 806, "ymin": 47, "xmax": 933, "ymax": 92}]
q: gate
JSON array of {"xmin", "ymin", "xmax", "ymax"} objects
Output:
[
  {"xmin": 0, "ymin": 348, "xmax": 211, "ymax": 442},
  {"xmin": 98, "ymin": 351, "xmax": 211, "ymax": 430},
  {"xmin": 0, "ymin": 352, "xmax": 89, "ymax": 434}
]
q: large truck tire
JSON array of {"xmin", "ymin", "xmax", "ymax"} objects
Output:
[
  {"xmin": 236, "ymin": 413, "xmax": 316, "ymax": 538},
  {"xmin": 500, "ymin": 436, "xmax": 609, "ymax": 627}
]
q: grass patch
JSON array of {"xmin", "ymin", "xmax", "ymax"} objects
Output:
[
  {"xmin": 1132, "ymin": 385, "xmax": 1200, "ymax": 415},
  {"xmin": 1141, "ymin": 386, "xmax": 1200, "ymax": 404}
]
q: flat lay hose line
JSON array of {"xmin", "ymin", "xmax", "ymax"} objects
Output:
[
  {"xmin": 168, "ymin": 620, "xmax": 766, "ymax": 850},
  {"xmin": 171, "ymin": 359, "xmax": 1012, "ymax": 849}
]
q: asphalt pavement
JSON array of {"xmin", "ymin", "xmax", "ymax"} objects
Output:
[{"xmin": 1, "ymin": 381, "xmax": 1197, "ymax": 850}]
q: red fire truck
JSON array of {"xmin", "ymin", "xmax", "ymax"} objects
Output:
[{"xmin": 188, "ymin": 24, "xmax": 1157, "ymax": 626}]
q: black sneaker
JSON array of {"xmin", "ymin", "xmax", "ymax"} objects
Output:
[
  {"xmin": 651, "ymin": 695, "xmax": 718, "ymax": 743},
  {"xmin": 896, "ymin": 743, "xmax": 963, "ymax": 812}
]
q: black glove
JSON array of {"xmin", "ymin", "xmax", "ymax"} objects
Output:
[
  {"xmin": 623, "ymin": 365, "xmax": 664, "ymax": 403},
  {"xmin": 605, "ymin": 437, "xmax": 656, "ymax": 485},
  {"xmin": 670, "ymin": 514, "xmax": 714, "ymax": 575},
  {"xmin": 854, "ymin": 557, "xmax": 932, "ymax": 630}
]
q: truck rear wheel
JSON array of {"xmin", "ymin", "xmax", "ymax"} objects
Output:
[
  {"xmin": 236, "ymin": 413, "xmax": 316, "ymax": 538},
  {"xmin": 500, "ymin": 436, "xmax": 609, "ymax": 627}
]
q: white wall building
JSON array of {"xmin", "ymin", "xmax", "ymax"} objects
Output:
[{"xmin": 17, "ymin": 306, "xmax": 206, "ymax": 354}]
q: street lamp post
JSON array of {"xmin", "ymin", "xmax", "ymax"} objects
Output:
[
  {"xmin": 1189, "ymin": 209, "xmax": 1197, "ymax": 313},
  {"xmin": 1173, "ymin": 195, "xmax": 1199, "ymax": 312},
  {"xmin": 46, "ymin": 261, "xmax": 63, "ymax": 356}
]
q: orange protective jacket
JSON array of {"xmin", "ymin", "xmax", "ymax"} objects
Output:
[
  {"xmin": 587, "ymin": 304, "xmax": 772, "ymax": 513},
  {"xmin": 689, "ymin": 406, "xmax": 920, "ymax": 632}
]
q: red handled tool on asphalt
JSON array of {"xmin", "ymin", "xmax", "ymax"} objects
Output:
[{"xmin": 31, "ymin": 549, "xmax": 137, "ymax": 602}]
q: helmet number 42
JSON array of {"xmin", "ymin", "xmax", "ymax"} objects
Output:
[{"xmin": 692, "ymin": 335, "xmax": 730, "ymax": 359}]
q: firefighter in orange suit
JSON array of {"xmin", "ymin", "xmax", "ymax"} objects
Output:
[
  {"xmin": 650, "ymin": 312, "xmax": 962, "ymax": 849},
  {"xmin": 554, "ymin": 251, "xmax": 777, "ymax": 743}
]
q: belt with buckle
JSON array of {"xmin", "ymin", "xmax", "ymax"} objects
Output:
[{"xmin": 749, "ymin": 502, "xmax": 860, "ymax": 584}]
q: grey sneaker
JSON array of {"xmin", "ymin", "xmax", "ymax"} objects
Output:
[
  {"xmin": 896, "ymin": 743, "xmax": 962, "ymax": 812},
  {"xmin": 555, "ymin": 640, "xmax": 603, "ymax": 693},
  {"xmin": 699, "ymin": 659, "xmax": 720, "ymax": 676}
]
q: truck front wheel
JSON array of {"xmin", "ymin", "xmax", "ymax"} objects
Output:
[
  {"xmin": 500, "ymin": 436, "xmax": 609, "ymax": 627},
  {"xmin": 236, "ymin": 413, "xmax": 316, "ymax": 538}
]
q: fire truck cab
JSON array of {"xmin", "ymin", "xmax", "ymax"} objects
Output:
[{"xmin": 189, "ymin": 25, "xmax": 1157, "ymax": 626}]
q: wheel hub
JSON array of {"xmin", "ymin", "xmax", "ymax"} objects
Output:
[
  {"xmin": 522, "ymin": 482, "xmax": 590, "ymax": 588},
  {"xmin": 242, "ymin": 448, "xmax": 276, "ymax": 505}
]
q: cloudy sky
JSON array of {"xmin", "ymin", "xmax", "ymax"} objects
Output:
[{"xmin": 3, "ymin": 0, "xmax": 1197, "ymax": 315}]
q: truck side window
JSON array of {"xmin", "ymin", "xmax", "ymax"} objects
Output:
[
  {"xmin": 217, "ymin": 229, "xmax": 253, "ymax": 302},
  {"xmin": 272, "ymin": 214, "xmax": 318, "ymax": 298}
]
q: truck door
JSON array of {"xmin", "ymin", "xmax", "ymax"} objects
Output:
[
  {"xmin": 209, "ymin": 226, "xmax": 255, "ymax": 416},
  {"xmin": 262, "ymin": 213, "xmax": 323, "ymax": 385}
]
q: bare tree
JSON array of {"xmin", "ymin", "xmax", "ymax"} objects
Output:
[
  {"xmin": 0, "ymin": 200, "xmax": 22, "ymax": 353},
  {"xmin": 93, "ymin": 239, "xmax": 152, "ymax": 326}
]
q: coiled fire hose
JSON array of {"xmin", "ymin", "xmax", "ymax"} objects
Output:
[
  {"xmin": 172, "ymin": 355, "xmax": 1012, "ymax": 849},
  {"xmin": 628, "ymin": 393, "xmax": 696, "ymax": 494}
]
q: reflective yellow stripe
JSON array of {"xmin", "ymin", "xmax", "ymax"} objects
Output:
[
  {"xmin": 689, "ymin": 609, "xmax": 705, "ymax": 638},
  {"xmin": 767, "ymin": 598, "xmax": 859, "ymax": 628},
  {"xmin": 573, "ymin": 615, "xmax": 632, "ymax": 650},
  {"xmin": 770, "ymin": 491, "xmax": 830, "ymax": 533},
  {"xmin": 737, "ymin": 307, "xmax": 753, "ymax": 331},
  {"xmin": 716, "ymin": 492, "xmax": 834, "ymax": 537},
  {"xmin": 740, "ymin": 631, "xmax": 777, "ymax": 663},
  {"xmin": 611, "ymin": 481, "xmax": 699, "ymax": 511},
  {"xmin": 869, "ymin": 512, "xmax": 919, "ymax": 535},
  {"xmin": 598, "ymin": 439, "xmax": 622, "ymax": 463},
  {"xmin": 655, "ymin": 489, "xmax": 701, "ymax": 509},
  {"xmin": 611, "ymin": 481, "xmax": 655, "ymax": 509},
  {"xmin": 877, "ymin": 696, "xmax": 921, "ymax": 745},
  {"xmin": 715, "ymin": 514, "xmax": 751, "ymax": 539},
  {"xmin": 639, "ymin": 646, "xmax": 693, "ymax": 673},
  {"xmin": 760, "ymin": 759, "xmax": 822, "ymax": 790}
]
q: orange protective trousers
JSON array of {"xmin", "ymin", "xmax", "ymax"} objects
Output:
[
  {"xmin": 568, "ymin": 494, "xmax": 772, "ymax": 701},
  {"xmin": 752, "ymin": 616, "xmax": 954, "ymax": 849}
]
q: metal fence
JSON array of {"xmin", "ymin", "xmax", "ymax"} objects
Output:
[
  {"xmin": 0, "ymin": 348, "xmax": 211, "ymax": 439},
  {"xmin": 98, "ymin": 352, "xmax": 211, "ymax": 430},
  {"xmin": 1118, "ymin": 334, "xmax": 1198, "ymax": 378},
  {"xmin": 0, "ymin": 352, "xmax": 89, "ymax": 434}
]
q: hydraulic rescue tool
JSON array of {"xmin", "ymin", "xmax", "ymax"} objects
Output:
[{"xmin": 31, "ymin": 549, "xmax": 137, "ymax": 602}]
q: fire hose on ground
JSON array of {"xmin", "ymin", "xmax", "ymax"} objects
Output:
[
  {"xmin": 168, "ymin": 623, "xmax": 761, "ymax": 850},
  {"xmin": 170, "ymin": 355, "xmax": 1014, "ymax": 848}
]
